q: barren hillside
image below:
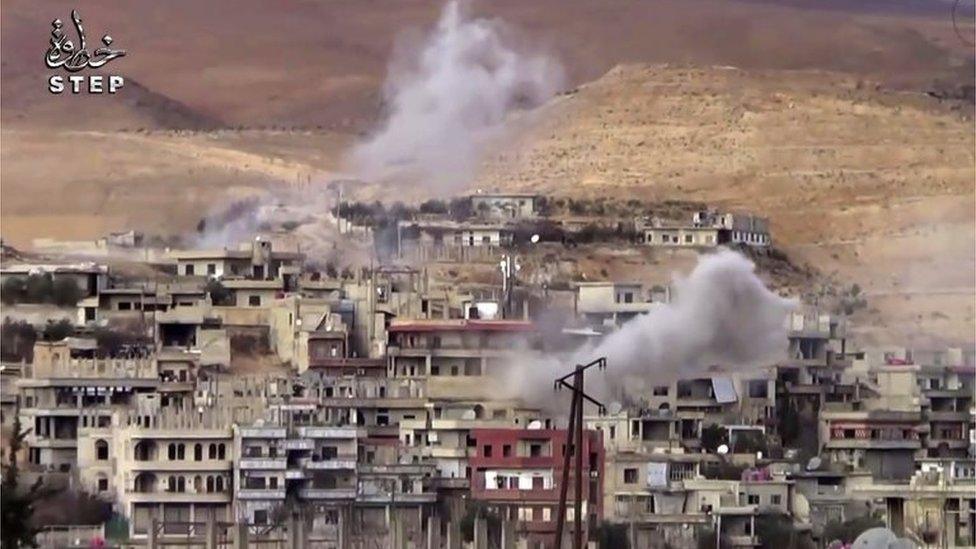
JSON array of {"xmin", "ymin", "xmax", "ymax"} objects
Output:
[{"xmin": 474, "ymin": 64, "xmax": 975, "ymax": 345}]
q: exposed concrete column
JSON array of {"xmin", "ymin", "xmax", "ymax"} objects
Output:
[
  {"xmin": 427, "ymin": 515, "xmax": 442, "ymax": 549},
  {"xmin": 446, "ymin": 515, "xmax": 461, "ymax": 549},
  {"xmin": 233, "ymin": 523, "xmax": 249, "ymax": 549},
  {"xmin": 474, "ymin": 517, "xmax": 488, "ymax": 549},
  {"xmin": 147, "ymin": 518, "xmax": 158, "ymax": 549},
  {"xmin": 501, "ymin": 519, "xmax": 516, "ymax": 549},
  {"xmin": 204, "ymin": 514, "xmax": 217, "ymax": 549}
]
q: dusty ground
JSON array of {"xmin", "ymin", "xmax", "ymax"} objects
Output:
[{"xmin": 472, "ymin": 64, "xmax": 975, "ymax": 345}]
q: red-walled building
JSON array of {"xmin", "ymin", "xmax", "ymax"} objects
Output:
[{"xmin": 469, "ymin": 428, "xmax": 604, "ymax": 548}]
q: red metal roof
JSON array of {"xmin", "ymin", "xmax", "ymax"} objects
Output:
[{"xmin": 389, "ymin": 320, "xmax": 535, "ymax": 333}]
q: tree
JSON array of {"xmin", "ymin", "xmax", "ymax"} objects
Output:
[
  {"xmin": 205, "ymin": 279, "xmax": 234, "ymax": 306},
  {"xmin": 2, "ymin": 412, "xmax": 45, "ymax": 548},
  {"xmin": 778, "ymin": 400, "xmax": 800, "ymax": 446},
  {"xmin": 0, "ymin": 319, "xmax": 37, "ymax": 363},
  {"xmin": 701, "ymin": 424, "xmax": 728, "ymax": 453},
  {"xmin": 1, "ymin": 278, "xmax": 25, "ymax": 305},
  {"xmin": 41, "ymin": 319, "xmax": 73, "ymax": 342},
  {"xmin": 24, "ymin": 274, "xmax": 53, "ymax": 304},
  {"xmin": 50, "ymin": 279, "xmax": 82, "ymax": 307}
]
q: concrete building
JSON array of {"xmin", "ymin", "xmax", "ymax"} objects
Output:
[
  {"xmin": 387, "ymin": 319, "xmax": 538, "ymax": 400},
  {"xmin": 574, "ymin": 282, "xmax": 657, "ymax": 329},
  {"xmin": 469, "ymin": 193, "xmax": 541, "ymax": 219},
  {"xmin": 469, "ymin": 427, "xmax": 604, "ymax": 547},
  {"xmin": 77, "ymin": 406, "xmax": 237, "ymax": 539},
  {"xmin": 169, "ymin": 238, "xmax": 303, "ymax": 282}
]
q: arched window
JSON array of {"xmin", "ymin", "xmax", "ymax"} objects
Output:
[
  {"xmin": 134, "ymin": 473, "xmax": 157, "ymax": 493},
  {"xmin": 217, "ymin": 443, "xmax": 226, "ymax": 460},
  {"xmin": 168, "ymin": 475, "xmax": 177, "ymax": 492},
  {"xmin": 194, "ymin": 443, "xmax": 203, "ymax": 461},
  {"xmin": 177, "ymin": 443, "xmax": 186, "ymax": 460},
  {"xmin": 168, "ymin": 444, "xmax": 176, "ymax": 460},
  {"xmin": 208, "ymin": 444, "xmax": 217, "ymax": 459},
  {"xmin": 95, "ymin": 439, "xmax": 109, "ymax": 461},
  {"xmin": 177, "ymin": 477, "xmax": 186, "ymax": 493},
  {"xmin": 134, "ymin": 440, "xmax": 156, "ymax": 461},
  {"xmin": 206, "ymin": 476, "xmax": 215, "ymax": 493},
  {"xmin": 215, "ymin": 476, "xmax": 224, "ymax": 492},
  {"xmin": 194, "ymin": 475, "xmax": 202, "ymax": 493}
]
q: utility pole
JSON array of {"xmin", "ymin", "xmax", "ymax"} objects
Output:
[{"xmin": 553, "ymin": 358, "xmax": 607, "ymax": 549}]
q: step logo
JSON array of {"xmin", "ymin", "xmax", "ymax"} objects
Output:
[{"xmin": 45, "ymin": 9, "xmax": 126, "ymax": 94}]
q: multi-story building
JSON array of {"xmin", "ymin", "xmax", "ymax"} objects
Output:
[
  {"xmin": 386, "ymin": 318, "xmax": 538, "ymax": 400},
  {"xmin": 469, "ymin": 427, "xmax": 604, "ymax": 547},
  {"xmin": 18, "ymin": 341, "xmax": 160, "ymax": 472},
  {"xmin": 77, "ymin": 406, "xmax": 238, "ymax": 539}
]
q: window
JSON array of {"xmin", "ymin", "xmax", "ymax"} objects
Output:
[
  {"xmin": 269, "ymin": 477, "xmax": 279, "ymax": 489},
  {"xmin": 747, "ymin": 494, "xmax": 760, "ymax": 505},
  {"xmin": 771, "ymin": 494, "xmax": 782, "ymax": 505},
  {"xmin": 482, "ymin": 236, "xmax": 491, "ymax": 245},
  {"xmin": 168, "ymin": 444, "xmax": 177, "ymax": 460},
  {"xmin": 194, "ymin": 443, "xmax": 202, "ymax": 461},
  {"xmin": 207, "ymin": 263, "xmax": 216, "ymax": 275},
  {"xmin": 529, "ymin": 443, "xmax": 543, "ymax": 457},
  {"xmin": 185, "ymin": 264, "xmax": 195, "ymax": 276},
  {"xmin": 503, "ymin": 445, "xmax": 512, "ymax": 457},
  {"xmin": 208, "ymin": 444, "xmax": 217, "ymax": 459},
  {"xmin": 532, "ymin": 476, "xmax": 544, "ymax": 489},
  {"xmin": 254, "ymin": 510, "xmax": 268, "ymax": 525},
  {"xmin": 748, "ymin": 380, "xmax": 768, "ymax": 399},
  {"xmin": 624, "ymin": 468, "xmax": 638, "ymax": 484},
  {"xmin": 684, "ymin": 234, "xmax": 693, "ymax": 243},
  {"xmin": 95, "ymin": 439, "xmax": 109, "ymax": 460},
  {"xmin": 609, "ymin": 426, "xmax": 616, "ymax": 440},
  {"xmin": 248, "ymin": 295, "xmax": 261, "ymax": 307},
  {"xmin": 217, "ymin": 443, "xmax": 226, "ymax": 460},
  {"xmin": 484, "ymin": 445, "xmax": 493, "ymax": 458},
  {"xmin": 118, "ymin": 302, "xmax": 132, "ymax": 311},
  {"xmin": 653, "ymin": 386, "xmax": 669, "ymax": 396},
  {"xmin": 177, "ymin": 443, "xmax": 186, "ymax": 460},
  {"xmin": 624, "ymin": 292, "xmax": 633, "ymax": 303}
]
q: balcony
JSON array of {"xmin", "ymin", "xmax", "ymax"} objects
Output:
[
  {"xmin": 128, "ymin": 460, "xmax": 233, "ymax": 472},
  {"xmin": 304, "ymin": 458, "xmax": 357, "ymax": 470},
  {"xmin": 298, "ymin": 487, "xmax": 356, "ymax": 500},
  {"xmin": 282, "ymin": 439, "xmax": 314, "ymax": 451},
  {"xmin": 825, "ymin": 439, "xmax": 921, "ymax": 450},
  {"xmin": 239, "ymin": 457, "xmax": 287, "ymax": 470},
  {"xmin": 925, "ymin": 410, "xmax": 970, "ymax": 422},
  {"xmin": 295, "ymin": 427, "xmax": 358, "ymax": 439},
  {"xmin": 238, "ymin": 427, "xmax": 286, "ymax": 439},
  {"xmin": 237, "ymin": 488, "xmax": 286, "ymax": 500},
  {"xmin": 125, "ymin": 491, "xmax": 231, "ymax": 503}
]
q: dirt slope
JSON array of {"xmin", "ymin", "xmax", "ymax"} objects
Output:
[{"xmin": 474, "ymin": 64, "xmax": 975, "ymax": 345}]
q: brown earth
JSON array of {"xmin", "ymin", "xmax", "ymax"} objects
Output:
[{"xmin": 472, "ymin": 64, "xmax": 975, "ymax": 346}]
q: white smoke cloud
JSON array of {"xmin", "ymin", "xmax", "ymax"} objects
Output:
[
  {"xmin": 347, "ymin": 0, "xmax": 563, "ymax": 190},
  {"xmin": 499, "ymin": 250, "xmax": 796, "ymax": 407}
]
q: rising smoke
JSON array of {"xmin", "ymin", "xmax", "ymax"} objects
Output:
[
  {"xmin": 500, "ymin": 250, "xmax": 796, "ymax": 408},
  {"xmin": 347, "ymin": 0, "xmax": 563, "ymax": 190}
]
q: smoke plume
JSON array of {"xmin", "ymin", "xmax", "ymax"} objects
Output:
[
  {"xmin": 347, "ymin": 0, "xmax": 563, "ymax": 190},
  {"xmin": 501, "ymin": 250, "xmax": 796, "ymax": 407}
]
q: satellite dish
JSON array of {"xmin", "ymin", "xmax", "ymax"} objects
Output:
[
  {"xmin": 530, "ymin": 234, "xmax": 540, "ymax": 244},
  {"xmin": 717, "ymin": 444, "xmax": 729, "ymax": 455},
  {"xmin": 608, "ymin": 401, "xmax": 623, "ymax": 415},
  {"xmin": 460, "ymin": 409, "xmax": 477, "ymax": 420},
  {"xmin": 527, "ymin": 420, "xmax": 543, "ymax": 430},
  {"xmin": 806, "ymin": 456, "xmax": 823, "ymax": 471}
]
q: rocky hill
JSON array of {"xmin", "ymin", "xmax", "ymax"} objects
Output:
[{"xmin": 473, "ymin": 64, "xmax": 975, "ymax": 345}]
